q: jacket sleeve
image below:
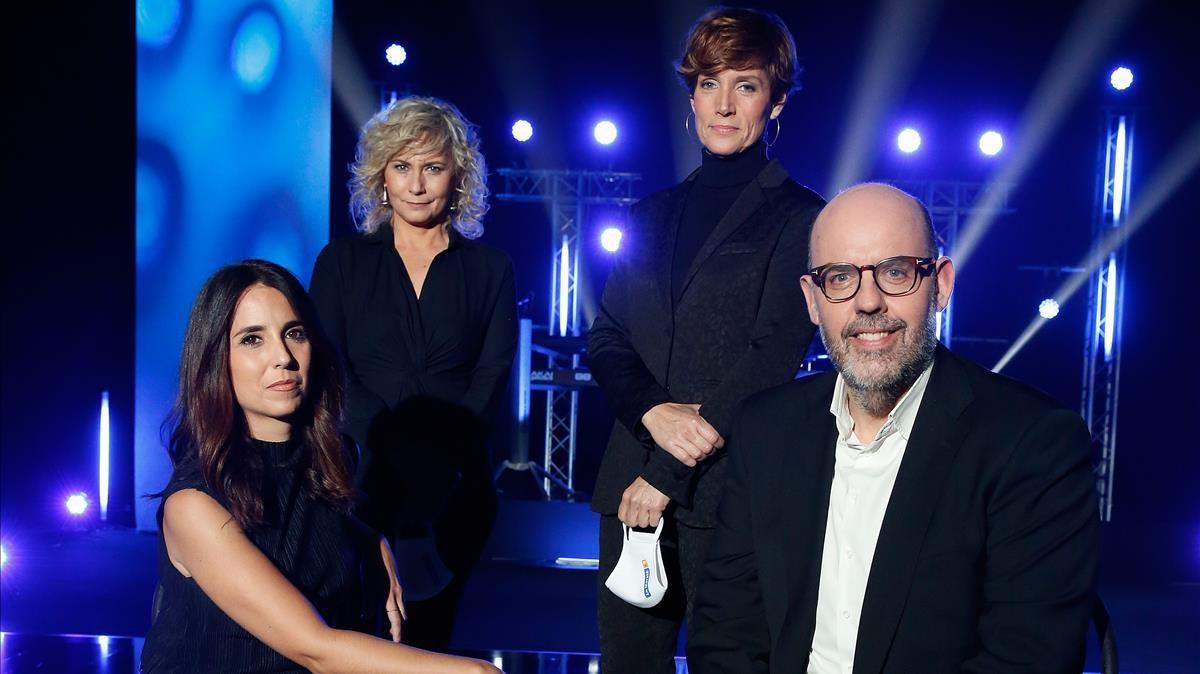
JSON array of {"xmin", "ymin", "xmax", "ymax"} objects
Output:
[
  {"xmin": 460, "ymin": 256, "xmax": 518, "ymax": 416},
  {"xmin": 686, "ymin": 406, "xmax": 771, "ymax": 673},
  {"xmin": 309, "ymin": 244, "xmax": 390, "ymax": 452},
  {"xmin": 698, "ymin": 200, "xmax": 821, "ymax": 438},
  {"xmin": 961, "ymin": 408, "xmax": 1099, "ymax": 673},
  {"xmin": 586, "ymin": 226, "xmax": 674, "ymax": 445}
]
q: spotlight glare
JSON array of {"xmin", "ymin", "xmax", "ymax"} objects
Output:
[
  {"xmin": 600, "ymin": 227, "xmax": 623, "ymax": 253},
  {"xmin": 1038, "ymin": 298, "xmax": 1060, "ymax": 319},
  {"xmin": 1109, "ymin": 66, "xmax": 1133, "ymax": 91},
  {"xmin": 593, "ymin": 120, "xmax": 618, "ymax": 146},
  {"xmin": 1, "ymin": 543, "xmax": 7, "ymax": 570},
  {"xmin": 511, "ymin": 119, "xmax": 533, "ymax": 142},
  {"xmin": 979, "ymin": 131, "xmax": 1004, "ymax": 156},
  {"xmin": 897, "ymin": 128, "xmax": 921, "ymax": 154},
  {"xmin": 385, "ymin": 43, "xmax": 407, "ymax": 66},
  {"xmin": 66, "ymin": 492, "xmax": 90, "ymax": 516}
]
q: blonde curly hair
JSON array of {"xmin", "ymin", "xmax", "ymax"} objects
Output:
[{"xmin": 348, "ymin": 96, "xmax": 489, "ymax": 238}]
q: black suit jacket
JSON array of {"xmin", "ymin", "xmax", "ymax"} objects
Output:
[
  {"xmin": 588, "ymin": 160, "xmax": 824, "ymax": 525},
  {"xmin": 687, "ymin": 346, "xmax": 1098, "ymax": 673}
]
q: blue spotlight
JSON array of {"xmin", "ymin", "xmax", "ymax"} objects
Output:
[
  {"xmin": 897, "ymin": 128, "xmax": 921, "ymax": 154},
  {"xmin": 1109, "ymin": 66, "xmax": 1133, "ymax": 91},
  {"xmin": 1, "ymin": 542, "xmax": 7, "ymax": 570},
  {"xmin": 66, "ymin": 492, "xmax": 90, "ymax": 517},
  {"xmin": 511, "ymin": 119, "xmax": 533, "ymax": 142},
  {"xmin": 230, "ymin": 9, "xmax": 282, "ymax": 92},
  {"xmin": 979, "ymin": 131, "xmax": 1004, "ymax": 156},
  {"xmin": 600, "ymin": 227, "xmax": 623, "ymax": 253},
  {"xmin": 1038, "ymin": 298, "xmax": 1060, "ymax": 319},
  {"xmin": 385, "ymin": 43, "xmax": 407, "ymax": 66},
  {"xmin": 593, "ymin": 120, "xmax": 618, "ymax": 146}
]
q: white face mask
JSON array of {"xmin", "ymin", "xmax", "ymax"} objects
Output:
[{"xmin": 604, "ymin": 518, "xmax": 669, "ymax": 608}]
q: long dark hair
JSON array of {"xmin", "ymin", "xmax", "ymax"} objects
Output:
[{"xmin": 162, "ymin": 259, "xmax": 353, "ymax": 528}]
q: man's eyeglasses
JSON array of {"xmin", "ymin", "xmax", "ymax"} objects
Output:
[{"xmin": 806, "ymin": 256, "xmax": 937, "ymax": 302}]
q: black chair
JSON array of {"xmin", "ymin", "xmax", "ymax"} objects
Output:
[{"xmin": 1093, "ymin": 595, "xmax": 1118, "ymax": 674}]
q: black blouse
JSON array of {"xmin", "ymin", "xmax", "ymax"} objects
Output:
[
  {"xmin": 308, "ymin": 225, "xmax": 517, "ymax": 451},
  {"xmin": 141, "ymin": 439, "xmax": 384, "ymax": 674}
]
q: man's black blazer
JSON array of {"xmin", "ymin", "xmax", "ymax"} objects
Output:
[
  {"xmin": 588, "ymin": 160, "xmax": 824, "ymax": 525},
  {"xmin": 687, "ymin": 345, "xmax": 1099, "ymax": 673}
]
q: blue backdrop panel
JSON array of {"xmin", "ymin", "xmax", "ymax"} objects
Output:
[{"xmin": 135, "ymin": 0, "xmax": 332, "ymax": 530}]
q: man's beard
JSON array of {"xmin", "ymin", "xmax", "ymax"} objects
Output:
[{"xmin": 820, "ymin": 296, "xmax": 938, "ymax": 417}]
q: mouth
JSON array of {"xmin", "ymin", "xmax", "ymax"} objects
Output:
[
  {"xmin": 709, "ymin": 125, "xmax": 739, "ymax": 134},
  {"xmin": 845, "ymin": 323, "xmax": 903, "ymax": 348},
  {"xmin": 402, "ymin": 201, "xmax": 433, "ymax": 206},
  {"xmin": 267, "ymin": 379, "xmax": 300, "ymax": 391}
]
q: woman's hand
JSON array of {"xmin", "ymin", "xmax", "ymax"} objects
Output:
[
  {"xmin": 618, "ymin": 477, "xmax": 670, "ymax": 528},
  {"xmin": 379, "ymin": 536, "xmax": 406, "ymax": 643},
  {"xmin": 641, "ymin": 402, "xmax": 724, "ymax": 467}
]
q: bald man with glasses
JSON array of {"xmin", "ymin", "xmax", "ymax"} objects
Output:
[{"xmin": 688, "ymin": 183, "xmax": 1098, "ymax": 674}]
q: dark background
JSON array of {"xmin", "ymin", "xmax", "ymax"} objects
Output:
[{"xmin": 4, "ymin": 0, "xmax": 1198, "ymax": 586}]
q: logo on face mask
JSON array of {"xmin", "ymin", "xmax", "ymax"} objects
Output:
[{"xmin": 642, "ymin": 559, "xmax": 651, "ymax": 598}]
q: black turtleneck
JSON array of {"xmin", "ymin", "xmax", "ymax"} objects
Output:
[{"xmin": 672, "ymin": 140, "xmax": 769, "ymax": 302}]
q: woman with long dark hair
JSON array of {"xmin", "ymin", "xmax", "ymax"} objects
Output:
[{"xmin": 142, "ymin": 260, "xmax": 499, "ymax": 673}]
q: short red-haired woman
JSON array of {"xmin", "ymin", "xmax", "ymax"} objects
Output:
[{"xmin": 588, "ymin": 7, "xmax": 825, "ymax": 671}]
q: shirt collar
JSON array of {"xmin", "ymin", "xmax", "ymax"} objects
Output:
[
  {"xmin": 365, "ymin": 222, "xmax": 461, "ymax": 249},
  {"xmin": 829, "ymin": 361, "xmax": 934, "ymax": 448}
]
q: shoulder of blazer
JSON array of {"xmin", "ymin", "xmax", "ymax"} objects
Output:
[
  {"xmin": 758, "ymin": 162, "xmax": 825, "ymax": 213},
  {"xmin": 631, "ymin": 177, "xmax": 693, "ymax": 218},
  {"xmin": 946, "ymin": 347, "xmax": 1072, "ymax": 416},
  {"xmin": 740, "ymin": 371, "xmax": 837, "ymax": 424}
]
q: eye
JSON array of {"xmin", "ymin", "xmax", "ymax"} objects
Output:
[
  {"xmin": 425, "ymin": 164, "xmax": 444, "ymax": 174},
  {"xmin": 699, "ymin": 79, "xmax": 717, "ymax": 90},
  {"xmin": 737, "ymin": 82, "xmax": 757, "ymax": 93},
  {"xmin": 285, "ymin": 326, "xmax": 308, "ymax": 342},
  {"xmin": 239, "ymin": 333, "xmax": 263, "ymax": 346},
  {"xmin": 392, "ymin": 162, "xmax": 409, "ymax": 172}
]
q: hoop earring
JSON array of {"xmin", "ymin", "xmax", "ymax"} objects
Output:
[
  {"xmin": 765, "ymin": 117, "xmax": 781, "ymax": 147},
  {"xmin": 684, "ymin": 111, "xmax": 695, "ymax": 136},
  {"xmin": 381, "ymin": 187, "xmax": 390, "ymax": 206}
]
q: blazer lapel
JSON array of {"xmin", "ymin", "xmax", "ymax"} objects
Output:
[
  {"xmin": 675, "ymin": 159, "xmax": 788, "ymax": 301},
  {"xmin": 772, "ymin": 375, "xmax": 838, "ymax": 652},
  {"xmin": 649, "ymin": 176, "xmax": 693, "ymax": 313},
  {"xmin": 853, "ymin": 346, "xmax": 974, "ymax": 674}
]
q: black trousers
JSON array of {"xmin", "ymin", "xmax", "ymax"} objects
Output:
[{"xmin": 597, "ymin": 514, "xmax": 715, "ymax": 673}]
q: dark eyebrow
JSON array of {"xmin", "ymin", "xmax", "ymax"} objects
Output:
[
  {"xmin": 283, "ymin": 320, "xmax": 304, "ymax": 330},
  {"xmin": 233, "ymin": 325, "xmax": 263, "ymax": 337}
]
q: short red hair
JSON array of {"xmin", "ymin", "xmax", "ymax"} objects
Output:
[{"xmin": 676, "ymin": 7, "xmax": 800, "ymax": 103}]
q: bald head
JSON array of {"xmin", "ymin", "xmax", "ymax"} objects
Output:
[{"xmin": 809, "ymin": 183, "xmax": 936, "ymax": 267}]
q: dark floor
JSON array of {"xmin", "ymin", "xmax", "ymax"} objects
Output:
[{"xmin": 1, "ymin": 502, "xmax": 1197, "ymax": 673}]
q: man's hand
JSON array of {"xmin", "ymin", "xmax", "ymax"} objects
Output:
[
  {"xmin": 641, "ymin": 402, "xmax": 724, "ymax": 467},
  {"xmin": 618, "ymin": 477, "xmax": 670, "ymax": 528}
]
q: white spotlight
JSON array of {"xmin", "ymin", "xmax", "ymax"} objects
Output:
[
  {"xmin": 511, "ymin": 119, "xmax": 533, "ymax": 142},
  {"xmin": 385, "ymin": 44, "xmax": 407, "ymax": 66},
  {"xmin": 979, "ymin": 131, "xmax": 1004, "ymax": 156},
  {"xmin": 600, "ymin": 227, "xmax": 623, "ymax": 253},
  {"xmin": 593, "ymin": 120, "xmax": 618, "ymax": 146},
  {"xmin": 897, "ymin": 128, "xmax": 921, "ymax": 154},
  {"xmin": 1109, "ymin": 66, "xmax": 1133, "ymax": 91},
  {"xmin": 1038, "ymin": 298, "xmax": 1060, "ymax": 319}
]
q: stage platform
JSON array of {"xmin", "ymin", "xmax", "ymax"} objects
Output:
[{"xmin": 1, "ymin": 499, "xmax": 1196, "ymax": 672}]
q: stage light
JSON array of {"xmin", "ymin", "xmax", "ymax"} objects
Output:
[
  {"xmin": 897, "ymin": 128, "xmax": 921, "ymax": 154},
  {"xmin": 979, "ymin": 131, "xmax": 1004, "ymax": 156},
  {"xmin": 1, "ymin": 543, "xmax": 7, "ymax": 570},
  {"xmin": 136, "ymin": 0, "xmax": 182, "ymax": 47},
  {"xmin": 99, "ymin": 391, "xmax": 110, "ymax": 521},
  {"xmin": 1110, "ymin": 66, "xmax": 1133, "ymax": 91},
  {"xmin": 558, "ymin": 240, "xmax": 570, "ymax": 336},
  {"xmin": 385, "ymin": 44, "xmax": 407, "ymax": 66},
  {"xmin": 593, "ymin": 120, "xmax": 618, "ymax": 146},
  {"xmin": 1104, "ymin": 254, "xmax": 1117, "ymax": 360},
  {"xmin": 231, "ymin": 9, "xmax": 282, "ymax": 92},
  {"xmin": 600, "ymin": 227, "xmax": 623, "ymax": 253},
  {"xmin": 1038, "ymin": 298, "xmax": 1060, "ymax": 319},
  {"xmin": 66, "ymin": 492, "xmax": 89, "ymax": 516},
  {"xmin": 511, "ymin": 119, "xmax": 533, "ymax": 142}
]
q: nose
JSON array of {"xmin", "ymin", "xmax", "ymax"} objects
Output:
[
  {"xmin": 270, "ymin": 338, "xmax": 297, "ymax": 370},
  {"xmin": 405, "ymin": 169, "xmax": 426, "ymax": 195},
  {"xmin": 716, "ymin": 87, "xmax": 734, "ymax": 116},
  {"xmin": 852, "ymin": 270, "xmax": 887, "ymax": 315}
]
